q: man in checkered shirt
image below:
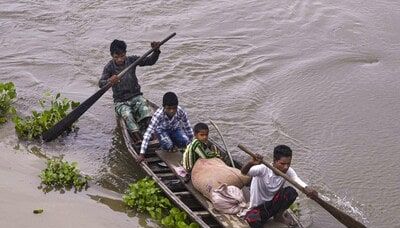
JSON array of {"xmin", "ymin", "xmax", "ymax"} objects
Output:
[{"xmin": 137, "ymin": 92, "xmax": 194, "ymax": 163}]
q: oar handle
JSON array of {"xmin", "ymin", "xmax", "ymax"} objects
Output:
[
  {"xmin": 116, "ymin": 32, "xmax": 177, "ymax": 80},
  {"xmin": 237, "ymin": 144, "xmax": 366, "ymax": 228}
]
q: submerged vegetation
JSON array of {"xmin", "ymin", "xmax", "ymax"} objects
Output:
[
  {"xmin": 39, "ymin": 156, "xmax": 90, "ymax": 192},
  {"xmin": 0, "ymin": 82, "xmax": 16, "ymax": 124},
  {"xmin": 123, "ymin": 177, "xmax": 199, "ymax": 228},
  {"xmin": 12, "ymin": 93, "xmax": 79, "ymax": 140}
]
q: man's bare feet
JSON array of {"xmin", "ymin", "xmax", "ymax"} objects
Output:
[{"xmin": 273, "ymin": 211, "xmax": 296, "ymax": 227}]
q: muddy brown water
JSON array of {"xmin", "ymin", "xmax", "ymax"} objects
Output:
[{"xmin": 1, "ymin": 0, "xmax": 400, "ymax": 227}]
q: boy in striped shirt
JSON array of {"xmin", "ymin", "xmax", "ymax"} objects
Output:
[{"xmin": 182, "ymin": 122, "xmax": 219, "ymax": 171}]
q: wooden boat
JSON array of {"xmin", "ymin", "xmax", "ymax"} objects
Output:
[{"xmin": 118, "ymin": 100, "xmax": 303, "ymax": 228}]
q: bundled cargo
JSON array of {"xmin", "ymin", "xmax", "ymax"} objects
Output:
[{"xmin": 191, "ymin": 158, "xmax": 250, "ymax": 200}]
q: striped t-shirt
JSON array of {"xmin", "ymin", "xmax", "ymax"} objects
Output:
[{"xmin": 182, "ymin": 139, "xmax": 219, "ymax": 171}]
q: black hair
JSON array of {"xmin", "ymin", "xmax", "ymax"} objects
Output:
[
  {"xmin": 273, "ymin": 145, "xmax": 292, "ymax": 161},
  {"xmin": 194, "ymin": 122, "xmax": 209, "ymax": 134},
  {"xmin": 163, "ymin": 92, "xmax": 178, "ymax": 106},
  {"xmin": 110, "ymin": 39, "xmax": 127, "ymax": 55}
]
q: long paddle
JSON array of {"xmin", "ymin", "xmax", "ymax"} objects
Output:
[
  {"xmin": 237, "ymin": 144, "xmax": 366, "ymax": 228},
  {"xmin": 42, "ymin": 33, "xmax": 176, "ymax": 142}
]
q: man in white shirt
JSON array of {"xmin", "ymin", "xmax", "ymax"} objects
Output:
[{"xmin": 241, "ymin": 145, "xmax": 318, "ymax": 228}]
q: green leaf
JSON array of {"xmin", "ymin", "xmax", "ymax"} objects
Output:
[
  {"xmin": 39, "ymin": 158, "xmax": 89, "ymax": 191},
  {"xmin": 122, "ymin": 178, "xmax": 194, "ymax": 227},
  {"xmin": 189, "ymin": 223, "xmax": 200, "ymax": 228},
  {"xmin": 0, "ymin": 81, "xmax": 16, "ymax": 124},
  {"xmin": 176, "ymin": 221, "xmax": 188, "ymax": 228},
  {"xmin": 161, "ymin": 216, "xmax": 174, "ymax": 226},
  {"xmin": 13, "ymin": 92, "xmax": 79, "ymax": 139}
]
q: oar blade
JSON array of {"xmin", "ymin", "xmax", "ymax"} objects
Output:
[
  {"xmin": 314, "ymin": 197, "xmax": 366, "ymax": 228},
  {"xmin": 42, "ymin": 84, "xmax": 111, "ymax": 142}
]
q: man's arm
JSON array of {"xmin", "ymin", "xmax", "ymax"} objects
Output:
[
  {"xmin": 99, "ymin": 63, "xmax": 113, "ymax": 88},
  {"xmin": 241, "ymin": 153, "xmax": 263, "ymax": 175},
  {"xmin": 288, "ymin": 168, "xmax": 307, "ymax": 188},
  {"xmin": 137, "ymin": 109, "xmax": 162, "ymax": 163},
  {"xmin": 288, "ymin": 168, "xmax": 318, "ymax": 199},
  {"xmin": 304, "ymin": 186, "xmax": 318, "ymax": 199},
  {"xmin": 138, "ymin": 42, "xmax": 161, "ymax": 66}
]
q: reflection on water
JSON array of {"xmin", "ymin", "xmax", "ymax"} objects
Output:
[
  {"xmin": 87, "ymin": 193, "xmax": 160, "ymax": 228},
  {"xmin": 97, "ymin": 126, "xmax": 146, "ymax": 193},
  {"xmin": 88, "ymin": 194, "xmax": 131, "ymax": 214}
]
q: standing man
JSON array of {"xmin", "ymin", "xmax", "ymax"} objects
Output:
[
  {"xmin": 241, "ymin": 145, "xmax": 318, "ymax": 228},
  {"xmin": 99, "ymin": 39, "xmax": 160, "ymax": 144}
]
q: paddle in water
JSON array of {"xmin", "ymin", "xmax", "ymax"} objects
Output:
[
  {"xmin": 42, "ymin": 33, "xmax": 176, "ymax": 142},
  {"xmin": 238, "ymin": 144, "xmax": 366, "ymax": 228}
]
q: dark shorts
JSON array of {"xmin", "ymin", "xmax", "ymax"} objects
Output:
[
  {"xmin": 115, "ymin": 95, "xmax": 152, "ymax": 132},
  {"xmin": 245, "ymin": 186, "xmax": 298, "ymax": 228}
]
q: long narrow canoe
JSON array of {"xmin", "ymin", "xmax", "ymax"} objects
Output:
[{"xmin": 118, "ymin": 99, "xmax": 303, "ymax": 228}]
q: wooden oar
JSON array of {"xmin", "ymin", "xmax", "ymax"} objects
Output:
[
  {"xmin": 237, "ymin": 144, "xmax": 366, "ymax": 228},
  {"xmin": 42, "ymin": 33, "xmax": 176, "ymax": 142}
]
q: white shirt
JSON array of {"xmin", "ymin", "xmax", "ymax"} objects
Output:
[{"xmin": 248, "ymin": 164, "xmax": 307, "ymax": 208}]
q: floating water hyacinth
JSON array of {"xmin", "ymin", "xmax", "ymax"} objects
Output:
[{"xmin": 0, "ymin": 82, "xmax": 16, "ymax": 124}]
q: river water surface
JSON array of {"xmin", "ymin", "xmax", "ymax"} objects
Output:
[{"xmin": 1, "ymin": 1, "xmax": 399, "ymax": 227}]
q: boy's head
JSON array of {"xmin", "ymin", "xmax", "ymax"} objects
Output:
[
  {"xmin": 273, "ymin": 145, "xmax": 292, "ymax": 174},
  {"xmin": 110, "ymin": 39, "xmax": 127, "ymax": 55},
  {"xmin": 163, "ymin": 92, "xmax": 178, "ymax": 118},
  {"xmin": 194, "ymin": 122, "xmax": 209, "ymax": 143},
  {"xmin": 110, "ymin": 39, "xmax": 127, "ymax": 66}
]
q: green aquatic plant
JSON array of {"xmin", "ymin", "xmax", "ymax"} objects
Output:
[
  {"xmin": 13, "ymin": 93, "xmax": 79, "ymax": 140},
  {"xmin": 0, "ymin": 82, "xmax": 16, "ymax": 123},
  {"xmin": 289, "ymin": 202, "xmax": 301, "ymax": 216},
  {"xmin": 39, "ymin": 156, "xmax": 90, "ymax": 192},
  {"xmin": 123, "ymin": 177, "xmax": 171, "ymax": 218},
  {"xmin": 161, "ymin": 207, "xmax": 200, "ymax": 228},
  {"xmin": 123, "ymin": 177, "xmax": 199, "ymax": 228}
]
